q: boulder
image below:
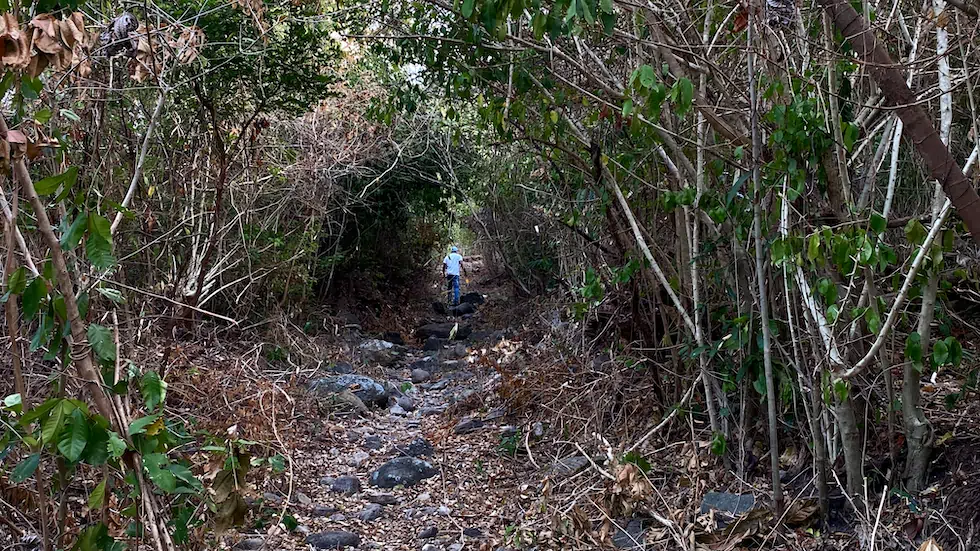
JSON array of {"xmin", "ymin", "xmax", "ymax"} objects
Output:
[
  {"xmin": 460, "ymin": 292, "xmax": 485, "ymax": 305},
  {"xmin": 396, "ymin": 437, "xmax": 434, "ymax": 458},
  {"xmin": 370, "ymin": 457, "xmax": 438, "ymax": 488},
  {"xmin": 305, "ymin": 531, "xmax": 360, "ymax": 549},
  {"xmin": 309, "ymin": 374, "xmax": 389, "ymax": 406}
]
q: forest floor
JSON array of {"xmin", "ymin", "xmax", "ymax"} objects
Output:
[{"xmin": 149, "ymin": 266, "xmax": 980, "ymax": 551}]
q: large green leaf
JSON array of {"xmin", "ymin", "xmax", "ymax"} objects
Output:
[
  {"xmin": 88, "ymin": 213, "xmax": 111, "ymax": 241},
  {"xmin": 140, "ymin": 371, "xmax": 167, "ymax": 412},
  {"xmin": 87, "ymin": 324, "xmax": 116, "ymax": 364},
  {"xmin": 34, "ymin": 167, "xmax": 77, "ymax": 196},
  {"xmin": 461, "ymin": 0, "xmax": 474, "ymax": 17},
  {"xmin": 58, "ymin": 409, "xmax": 90, "ymax": 462},
  {"xmin": 108, "ymin": 431, "xmax": 128, "ymax": 458},
  {"xmin": 61, "ymin": 212, "xmax": 89, "ymax": 250},
  {"xmin": 933, "ymin": 339, "xmax": 949, "ymax": 366},
  {"xmin": 143, "ymin": 453, "xmax": 177, "ymax": 493},
  {"xmin": 89, "ymin": 479, "xmax": 108, "ymax": 510},
  {"xmin": 11, "ymin": 453, "xmax": 40, "ymax": 482},
  {"xmin": 7, "ymin": 266, "xmax": 27, "ymax": 294},
  {"xmin": 42, "ymin": 399, "xmax": 73, "ymax": 445},
  {"xmin": 86, "ymin": 233, "xmax": 117, "ymax": 270},
  {"xmin": 127, "ymin": 414, "xmax": 160, "ymax": 436},
  {"xmin": 21, "ymin": 277, "xmax": 46, "ymax": 320}
]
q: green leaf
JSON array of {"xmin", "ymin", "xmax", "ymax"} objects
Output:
[
  {"xmin": 108, "ymin": 431, "xmax": 128, "ymax": 458},
  {"xmin": 61, "ymin": 212, "xmax": 89, "ymax": 250},
  {"xmin": 42, "ymin": 399, "xmax": 73, "ymax": 445},
  {"xmin": 11, "ymin": 453, "xmax": 40, "ymax": 482},
  {"xmin": 7, "ymin": 266, "xmax": 27, "ymax": 294},
  {"xmin": 3, "ymin": 393, "xmax": 22, "ymax": 414},
  {"xmin": 807, "ymin": 234, "xmax": 821, "ymax": 263},
  {"xmin": 34, "ymin": 108, "xmax": 52, "ymax": 124},
  {"xmin": 870, "ymin": 212, "xmax": 886, "ymax": 234},
  {"xmin": 671, "ymin": 77, "xmax": 694, "ymax": 116},
  {"xmin": 599, "ymin": 0, "xmax": 612, "ymax": 14},
  {"xmin": 22, "ymin": 277, "xmax": 46, "ymax": 320},
  {"xmin": 87, "ymin": 324, "xmax": 116, "ymax": 364},
  {"xmin": 933, "ymin": 339, "xmax": 949, "ymax": 366},
  {"xmin": 905, "ymin": 332, "xmax": 922, "ymax": 364},
  {"xmin": 710, "ymin": 432, "xmax": 726, "ymax": 456},
  {"xmin": 622, "ymin": 99, "xmax": 633, "ymax": 117},
  {"xmin": 638, "ymin": 64, "xmax": 655, "ymax": 88},
  {"xmin": 128, "ymin": 414, "xmax": 161, "ymax": 437},
  {"xmin": 58, "ymin": 409, "xmax": 90, "ymax": 462},
  {"xmin": 946, "ymin": 337, "xmax": 963, "ymax": 366},
  {"xmin": 85, "ymin": 233, "xmax": 117, "ymax": 270},
  {"xmin": 34, "ymin": 167, "xmax": 77, "ymax": 196},
  {"xmin": 621, "ymin": 451, "xmax": 651, "ymax": 472},
  {"xmin": 140, "ymin": 371, "xmax": 167, "ymax": 412},
  {"xmin": 461, "ymin": 0, "xmax": 474, "ymax": 17},
  {"xmin": 864, "ymin": 307, "xmax": 881, "ymax": 335},
  {"xmin": 904, "ymin": 218, "xmax": 927, "ymax": 245},
  {"xmin": 89, "ymin": 479, "xmax": 107, "ymax": 510},
  {"xmin": 826, "ymin": 304, "xmax": 840, "ymax": 324},
  {"xmin": 143, "ymin": 453, "xmax": 177, "ymax": 493},
  {"xmin": 88, "ymin": 212, "xmax": 111, "ymax": 241},
  {"xmin": 96, "ymin": 287, "xmax": 125, "ymax": 304},
  {"xmin": 168, "ymin": 463, "xmax": 203, "ymax": 492}
]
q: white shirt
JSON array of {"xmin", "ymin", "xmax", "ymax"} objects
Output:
[{"xmin": 443, "ymin": 253, "xmax": 463, "ymax": 276}]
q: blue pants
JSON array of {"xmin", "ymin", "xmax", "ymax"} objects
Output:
[{"xmin": 446, "ymin": 275, "xmax": 460, "ymax": 305}]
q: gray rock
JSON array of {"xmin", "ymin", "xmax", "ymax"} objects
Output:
[
  {"xmin": 293, "ymin": 492, "xmax": 312, "ymax": 506},
  {"xmin": 357, "ymin": 503, "xmax": 383, "ymax": 522},
  {"xmin": 548, "ymin": 456, "xmax": 590, "ymax": 478},
  {"xmin": 370, "ymin": 457, "xmax": 438, "ymax": 488},
  {"xmin": 484, "ymin": 407, "xmax": 507, "ymax": 421},
  {"xmin": 330, "ymin": 476, "xmax": 361, "ymax": 495},
  {"xmin": 309, "ymin": 374, "xmax": 389, "ymax": 406},
  {"xmin": 418, "ymin": 526, "xmax": 438, "ymax": 539},
  {"xmin": 349, "ymin": 451, "xmax": 371, "ymax": 467},
  {"xmin": 262, "ymin": 492, "xmax": 282, "ymax": 503},
  {"xmin": 328, "ymin": 362, "xmax": 355, "ymax": 374},
  {"xmin": 363, "ymin": 435, "xmax": 383, "ymax": 450},
  {"xmin": 319, "ymin": 476, "xmax": 335, "ymax": 487},
  {"xmin": 437, "ymin": 505, "xmax": 450, "ymax": 516},
  {"xmin": 390, "ymin": 404, "xmax": 408, "ymax": 416},
  {"xmin": 700, "ymin": 492, "xmax": 756, "ymax": 517},
  {"xmin": 366, "ymin": 493, "xmax": 398, "ymax": 505},
  {"xmin": 416, "ymin": 323, "xmax": 471, "ymax": 341},
  {"xmin": 396, "ymin": 395, "xmax": 416, "ymax": 412},
  {"xmin": 382, "ymin": 331, "xmax": 405, "ymax": 345},
  {"xmin": 532, "ymin": 422, "xmax": 545, "ymax": 438},
  {"xmin": 446, "ymin": 343, "xmax": 469, "ymax": 359},
  {"xmin": 454, "ymin": 417, "xmax": 484, "ymax": 434},
  {"xmin": 397, "ymin": 437, "xmax": 434, "ymax": 458},
  {"xmin": 305, "ymin": 531, "xmax": 360, "ymax": 549},
  {"xmin": 359, "ymin": 339, "xmax": 394, "ymax": 352},
  {"xmin": 427, "ymin": 380, "xmax": 449, "ymax": 391},
  {"xmin": 411, "ymin": 369, "xmax": 431, "ymax": 383},
  {"xmin": 423, "ymin": 336, "xmax": 446, "ymax": 351},
  {"xmin": 421, "ymin": 544, "xmax": 441, "ymax": 551},
  {"xmin": 235, "ymin": 537, "xmax": 265, "ymax": 550},
  {"xmin": 421, "ymin": 406, "xmax": 446, "ymax": 416},
  {"xmin": 500, "ymin": 425, "xmax": 519, "ymax": 437},
  {"xmin": 463, "ymin": 527, "xmax": 483, "ymax": 538},
  {"xmin": 329, "ymin": 513, "xmax": 346, "ymax": 522},
  {"xmin": 312, "ymin": 505, "xmax": 338, "ymax": 517},
  {"xmin": 448, "ymin": 544, "xmax": 464, "ymax": 551},
  {"xmin": 612, "ymin": 518, "xmax": 647, "ymax": 549}
]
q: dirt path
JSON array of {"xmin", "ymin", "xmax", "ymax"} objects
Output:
[{"xmin": 278, "ymin": 281, "xmax": 533, "ymax": 550}]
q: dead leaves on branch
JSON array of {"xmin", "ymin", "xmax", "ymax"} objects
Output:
[{"xmin": 0, "ymin": 11, "xmax": 206, "ymax": 85}]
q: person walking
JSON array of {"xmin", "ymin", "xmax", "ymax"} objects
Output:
[{"xmin": 442, "ymin": 246, "xmax": 465, "ymax": 306}]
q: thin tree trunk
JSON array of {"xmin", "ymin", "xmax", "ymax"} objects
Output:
[{"xmin": 748, "ymin": 14, "xmax": 783, "ymax": 516}]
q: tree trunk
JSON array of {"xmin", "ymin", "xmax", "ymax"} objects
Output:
[{"xmin": 818, "ymin": 0, "xmax": 980, "ymax": 242}]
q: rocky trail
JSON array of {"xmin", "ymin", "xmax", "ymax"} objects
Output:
[{"xmin": 254, "ymin": 277, "xmax": 540, "ymax": 551}]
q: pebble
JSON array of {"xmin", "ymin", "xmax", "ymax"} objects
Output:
[
  {"xmin": 411, "ymin": 369, "xmax": 431, "ymax": 383},
  {"xmin": 329, "ymin": 513, "xmax": 347, "ymax": 522},
  {"xmin": 366, "ymin": 493, "xmax": 398, "ymax": 505},
  {"xmin": 437, "ymin": 505, "xmax": 450, "ymax": 516},
  {"xmin": 418, "ymin": 526, "xmax": 439, "ymax": 539},
  {"xmin": 390, "ymin": 404, "xmax": 408, "ymax": 416},
  {"xmin": 363, "ymin": 435, "xmax": 383, "ymax": 450},
  {"xmin": 305, "ymin": 531, "xmax": 360, "ymax": 549},
  {"xmin": 319, "ymin": 476, "xmax": 335, "ymax": 487},
  {"xmin": 421, "ymin": 545, "xmax": 440, "ymax": 551},
  {"xmin": 262, "ymin": 492, "xmax": 282, "ymax": 503},
  {"xmin": 463, "ymin": 527, "xmax": 483, "ymax": 538},
  {"xmin": 293, "ymin": 492, "xmax": 312, "ymax": 506}
]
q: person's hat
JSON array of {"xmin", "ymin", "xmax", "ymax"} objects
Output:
[{"xmin": 451, "ymin": 246, "xmax": 458, "ymax": 252}]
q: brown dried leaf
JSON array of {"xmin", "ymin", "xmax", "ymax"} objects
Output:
[
  {"xmin": 171, "ymin": 26, "xmax": 205, "ymax": 65},
  {"xmin": 919, "ymin": 538, "xmax": 942, "ymax": 551},
  {"xmin": 0, "ymin": 13, "xmax": 30, "ymax": 69}
]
